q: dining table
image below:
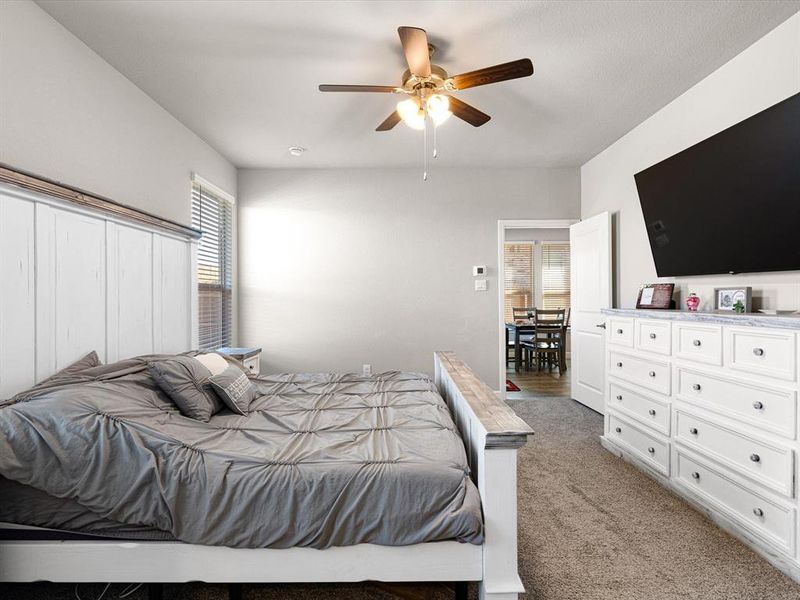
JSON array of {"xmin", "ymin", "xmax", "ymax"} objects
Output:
[{"xmin": 506, "ymin": 320, "xmax": 570, "ymax": 372}]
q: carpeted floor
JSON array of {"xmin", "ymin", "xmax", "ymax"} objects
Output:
[{"xmin": 3, "ymin": 397, "xmax": 799, "ymax": 600}]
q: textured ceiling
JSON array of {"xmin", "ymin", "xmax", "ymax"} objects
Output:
[{"xmin": 37, "ymin": 0, "xmax": 800, "ymax": 169}]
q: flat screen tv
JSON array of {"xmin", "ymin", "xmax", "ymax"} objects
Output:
[{"xmin": 634, "ymin": 92, "xmax": 800, "ymax": 277}]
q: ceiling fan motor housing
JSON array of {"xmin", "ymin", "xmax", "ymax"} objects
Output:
[{"xmin": 401, "ymin": 64, "xmax": 452, "ymax": 96}]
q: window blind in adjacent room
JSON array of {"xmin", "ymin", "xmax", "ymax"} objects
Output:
[
  {"xmin": 541, "ymin": 242, "xmax": 571, "ymax": 310},
  {"xmin": 504, "ymin": 243, "xmax": 534, "ymax": 323},
  {"xmin": 191, "ymin": 180, "xmax": 233, "ymax": 350}
]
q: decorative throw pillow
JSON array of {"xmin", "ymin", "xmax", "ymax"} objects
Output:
[
  {"xmin": 209, "ymin": 364, "xmax": 257, "ymax": 415},
  {"xmin": 148, "ymin": 356, "xmax": 225, "ymax": 422},
  {"xmin": 194, "ymin": 352, "xmax": 229, "ymax": 376}
]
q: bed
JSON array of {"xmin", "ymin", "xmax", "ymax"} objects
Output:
[
  {"xmin": 0, "ymin": 172, "xmax": 532, "ymax": 600},
  {"xmin": 0, "ymin": 352, "xmax": 532, "ymax": 599}
]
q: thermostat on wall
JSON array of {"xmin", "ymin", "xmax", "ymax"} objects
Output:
[{"xmin": 472, "ymin": 265, "xmax": 486, "ymax": 276}]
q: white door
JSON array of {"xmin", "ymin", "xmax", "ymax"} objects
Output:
[{"xmin": 570, "ymin": 212, "xmax": 611, "ymax": 413}]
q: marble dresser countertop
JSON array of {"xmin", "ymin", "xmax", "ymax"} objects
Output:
[{"xmin": 601, "ymin": 308, "xmax": 800, "ymax": 330}]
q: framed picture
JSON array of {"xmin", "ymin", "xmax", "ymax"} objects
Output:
[
  {"xmin": 714, "ymin": 287, "xmax": 752, "ymax": 312},
  {"xmin": 636, "ymin": 283, "xmax": 675, "ymax": 309}
]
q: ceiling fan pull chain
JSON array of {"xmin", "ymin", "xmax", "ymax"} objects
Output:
[
  {"xmin": 423, "ymin": 107, "xmax": 428, "ymax": 181},
  {"xmin": 432, "ymin": 121, "xmax": 438, "ymax": 159}
]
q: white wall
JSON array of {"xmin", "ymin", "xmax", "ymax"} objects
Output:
[
  {"xmin": 0, "ymin": 0, "xmax": 235, "ymax": 226},
  {"xmin": 581, "ymin": 12, "xmax": 800, "ymax": 311},
  {"xmin": 238, "ymin": 167, "xmax": 579, "ymax": 384},
  {"xmin": 505, "ymin": 228, "xmax": 569, "ymax": 242}
]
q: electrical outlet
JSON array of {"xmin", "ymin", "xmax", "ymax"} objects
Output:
[{"xmin": 362, "ymin": 364, "xmax": 372, "ymax": 377}]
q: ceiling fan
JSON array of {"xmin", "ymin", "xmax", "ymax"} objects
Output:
[{"xmin": 318, "ymin": 26, "xmax": 534, "ymax": 132}]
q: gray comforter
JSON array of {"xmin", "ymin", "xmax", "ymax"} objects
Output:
[{"xmin": 0, "ymin": 356, "xmax": 483, "ymax": 548}]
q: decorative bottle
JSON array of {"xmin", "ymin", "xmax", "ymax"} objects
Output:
[{"xmin": 686, "ymin": 293, "xmax": 700, "ymax": 312}]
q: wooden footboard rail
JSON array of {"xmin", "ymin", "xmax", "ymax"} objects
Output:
[{"xmin": 434, "ymin": 352, "xmax": 534, "ymax": 600}]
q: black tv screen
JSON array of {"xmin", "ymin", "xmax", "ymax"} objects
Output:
[{"xmin": 634, "ymin": 92, "xmax": 800, "ymax": 277}]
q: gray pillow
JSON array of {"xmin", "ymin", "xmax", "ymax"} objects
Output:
[
  {"xmin": 209, "ymin": 364, "xmax": 257, "ymax": 415},
  {"xmin": 149, "ymin": 356, "xmax": 224, "ymax": 421},
  {"xmin": 40, "ymin": 351, "xmax": 102, "ymax": 384}
]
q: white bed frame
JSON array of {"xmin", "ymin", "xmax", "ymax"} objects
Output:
[{"xmin": 0, "ymin": 169, "xmax": 534, "ymax": 599}]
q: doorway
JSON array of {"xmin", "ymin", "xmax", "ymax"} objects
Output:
[{"xmin": 497, "ymin": 220, "xmax": 578, "ymax": 399}]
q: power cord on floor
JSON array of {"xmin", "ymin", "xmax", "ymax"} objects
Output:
[
  {"xmin": 74, "ymin": 582, "xmax": 110, "ymax": 600},
  {"xmin": 74, "ymin": 582, "xmax": 143, "ymax": 600},
  {"xmin": 118, "ymin": 583, "xmax": 143, "ymax": 598}
]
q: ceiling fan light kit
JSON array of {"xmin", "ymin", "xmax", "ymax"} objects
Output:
[{"xmin": 319, "ymin": 26, "xmax": 533, "ymax": 179}]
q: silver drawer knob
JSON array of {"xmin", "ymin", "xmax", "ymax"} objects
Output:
[
  {"xmin": 752, "ymin": 401, "xmax": 764, "ymax": 410},
  {"xmin": 616, "ymin": 362, "xmax": 623, "ymax": 367},
  {"xmin": 753, "ymin": 508, "xmax": 764, "ymax": 517},
  {"xmin": 689, "ymin": 427, "xmax": 698, "ymax": 435},
  {"xmin": 616, "ymin": 394, "xmax": 622, "ymax": 400},
  {"xmin": 692, "ymin": 383, "xmax": 701, "ymax": 391},
  {"xmin": 750, "ymin": 453, "xmax": 761, "ymax": 463},
  {"xmin": 649, "ymin": 333, "xmax": 656, "ymax": 339},
  {"xmin": 616, "ymin": 328, "xmax": 623, "ymax": 334},
  {"xmin": 753, "ymin": 348, "xmax": 764, "ymax": 357},
  {"xmin": 647, "ymin": 447, "xmax": 655, "ymax": 454},
  {"xmin": 648, "ymin": 371, "xmax": 656, "ymax": 377},
  {"xmin": 615, "ymin": 426, "xmax": 622, "ymax": 433},
  {"xmin": 691, "ymin": 472, "xmax": 700, "ymax": 480},
  {"xmin": 648, "ymin": 409, "xmax": 656, "ymax": 416},
  {"xmin": 692, "ymin": 339, "xmax": 702, "ymax": 347}
]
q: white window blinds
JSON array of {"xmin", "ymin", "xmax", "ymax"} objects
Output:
[
  {"xmin": 503, "ymin": 243, "xmax": 534, "ymax": 323},
  {"xmin": 192, "ymin": 181, "xmax": 233, "ymax": 350},
  {"xmin": 541, "ymin": 242, "xmax": 571, "ymax": 310}
]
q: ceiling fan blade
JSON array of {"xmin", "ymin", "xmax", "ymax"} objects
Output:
[
  {"xmin": 398, "ymin": 26, "xmax": 431, "ymax": 78},
  {"xmin": 376, "ymin": 111, "xmax": 402, "ymax": 132},
  {"xmin": 448, "ymin": 96, "xmax": 491, "ymax": 127},
  {"xmin": 319, "ymin": 84, "xmax": 397, "ymax": 93},
  {"xmin": 450, "ymin": 58, "xmax": 533, "ymax": 90}
]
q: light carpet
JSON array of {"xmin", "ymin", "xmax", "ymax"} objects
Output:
[{"xmin": 2, "ymin": 396, "xmax": 799, "ymax": 599}]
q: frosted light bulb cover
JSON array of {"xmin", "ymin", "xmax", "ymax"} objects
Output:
[
  {"xmin": 426, "ymin": 95, "xmax": 452, "ymax": 126},
  {"xmin": 397, "ymin": 98, "xmax": 425, "ymax": 130}
]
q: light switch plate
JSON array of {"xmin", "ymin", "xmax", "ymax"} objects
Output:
[
  {"xmin": 474, "ymin": 279, "xmax": 488, "ymax": 291},
  {"xmin": 472, "ymin": 265, "xmax": 486, "ymax": 276}
]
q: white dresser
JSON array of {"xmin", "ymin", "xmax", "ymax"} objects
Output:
[{"xmin": 600, "ymin": 309, "xmax": 800, "ymax": 582}]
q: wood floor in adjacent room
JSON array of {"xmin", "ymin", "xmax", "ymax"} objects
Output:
[
  {"xmin": 506, "ymin": 360, "xmax": 570, "ymax": 397},
  {"xmin": 4, "ymin": 396, "xmax": 799, "ymax": 600}
]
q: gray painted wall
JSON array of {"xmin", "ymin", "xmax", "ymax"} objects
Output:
[
  {"xmin": 504, "ymin": 228, "xmax": 570, "ymax": 242},
  {"xmin": 0, "ymin": 0, "xmax": 235, "ymax": 225},
  {"xmin": 238, "ymin": 167, "xmax": 579, "ymax": 385},
  {"xmin": 581, "ymin": 13, "xmax": 800, "ymax": 312}
]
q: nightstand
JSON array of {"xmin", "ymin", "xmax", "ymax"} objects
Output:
[{"xmin": 216, "ymin": 347, "xmax": 262, "ymax": 376}]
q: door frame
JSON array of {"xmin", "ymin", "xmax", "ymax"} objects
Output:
[{"xmin": 497, "ymin": 219, "xmax": 579, "ymax": 398}]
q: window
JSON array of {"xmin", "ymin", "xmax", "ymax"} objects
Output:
[
  {"xmin": 503, "ymin": 243, "xmax": 534, "ymax": 322},
  {"xmin": 541, "ymin": 242, "xmax": 570, "ymax": 310},
  {"xmin": 191, "ymin": 178, "xmax": 233, "ymax": 350}
]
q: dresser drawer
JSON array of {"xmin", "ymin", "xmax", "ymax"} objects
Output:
[
  {"xmin": 608, "ymin": 413, "xmax": 669, "ymax": 475},
  {"xmin": 635, "ymin": 319, "xmax": 671, "ymax": 355},
  {"xmin": 608, "ymin": 380, "xmax": 670, "ymax": 436},
  {"xmin": 676, "ymin": 449, "xmax": 795, "ymax": 556},
  {"xmin": 675, "ymin": 408, "xmax": 795, "ymax": 497},
  {"xmin": 676, "ymin": 367, "xmax": 797, "ymax": 439},
  {"xmin": 674, "ymin": 323, "xmax": 723, "ymax": 366},
  {"xmin": 726, "ymin": 328, "xmax": 796, "ymax": 382},
  {"xmin": 608, "ymin": 317, "xmax": 634, "ymax": 348},
  {"xmin": 609, "ymin": 350, "xmax": 671, "ymax": 395}
]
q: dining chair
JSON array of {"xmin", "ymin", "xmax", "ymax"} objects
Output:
[
  {"xmin": 508, "ymin": 307, "xmax": 536, "ymax": 367},
  {"xmin": 521, "ymin": 308, "xmax": 567, "ymax": 372},
  {"xmin": 511, "ymin": 307, "xmax": 536, "ymax": 321}
]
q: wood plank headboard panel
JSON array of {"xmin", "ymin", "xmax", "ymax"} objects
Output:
[{"xmin": 0, "ymin": 181, "xmax": 198, "ymax": 399}]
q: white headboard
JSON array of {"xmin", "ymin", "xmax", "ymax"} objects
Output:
[{"xmin": 0, "ymin": 178, "xmax": 198, "ymax": 398}]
